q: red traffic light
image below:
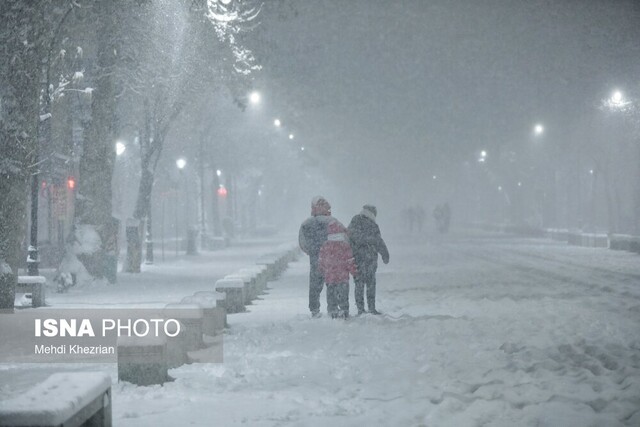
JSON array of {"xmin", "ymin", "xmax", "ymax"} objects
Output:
[
  {"xmin": 67, "ymin": 176, "xmax": 76, "ymax": 190},
  {"xmin": 217, "ymin": 186, "xmax": 227, "ymax": 197}
]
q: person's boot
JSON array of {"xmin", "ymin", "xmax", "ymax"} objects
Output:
[
  {"xmin": 311, "ymin": 311, "xmax": 322, "ymax": 318},
  {"xmin": 357, "ymin": 308, "xmax": 366, "ymax": 316},
  {"xmin": 369, "ymin": 307, "xmax": 381, "ymax": 315}
]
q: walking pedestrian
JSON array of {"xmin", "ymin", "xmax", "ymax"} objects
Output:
[
  {"xmin": 318, "ymin": 220, "xmax": 357, "ymax": 319},
  {"xmin": 298, "ymin": 196, "xmax": 336, "ymax": 317},
  {"xmin": 347, "ymin": 204, "xmax": 389, "ymax": 315}
]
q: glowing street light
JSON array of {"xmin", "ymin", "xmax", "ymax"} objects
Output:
[
  {"xmin": 216, "ymin": 169, "xmax": 222, "ymax": 177},
  {"xmin": 249, "ymin": 91, "xmax": 260, "ymax": 105},
  {"xmin": 115, "ymin": 141, "xmax": 126, "ymax": 156},
  {"xmin": 605, "ymin": 89, "xmax": 631, "ymax": 109},
  {"xmin": 611, "ymin": 91, "xmax": 624, "ymax": 105},
  {"xmin": 274, "ymin": 118, "xmax": 281, "ymax": 127},
  {"xmin": 534, "ymin": 124, "xmax": 544, "ymax": 136},
  {"xmin": 289, "ymin": 133, "xmax": 294, "ymax": 140},
  {"xmin": 176, "ymin": 158, "xmax": 187, "ymax": 170}
]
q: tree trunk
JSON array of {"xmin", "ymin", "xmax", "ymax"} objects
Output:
[
  {"xmin": 129, "ymin": 90, "xmax": 184, "ymax": 264},
  {"xmin": 0, "ymin": 2, "xmax": 45, "ymax": 310},
  {"xmin": 125, "ymin": 164, "xmax": 152, "ymax": 272},
  {"xmin": 74, "ymin": 0, "xmax": 120, "ymax": 283},
  {"xmin": 126, "ymin": 96, "xmax": 151, "ymax": 272},
  {"xmin": 124, "ymin": 218, "xmax": 142, "ymax": 273},
  {"xmin": 30, "ymin": 83, "xmax": 51, "ymax": 277},
  {"xmin": 226, "ymin": 171, "xmax": 234, "ymax": 220},
  {"xmin": 136, "ymin": 172, "xmax": 154, "ymax": 222},
  {"xmin": 145, "ymin": 212, "xmax": 154, "ymax": 264},
  {"xmin": 129, "ymin": 130, "xmax": 160, "ymax": 269}
]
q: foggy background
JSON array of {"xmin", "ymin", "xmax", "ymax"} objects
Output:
[
  {"xmin": 154, "ymin": 0, "xmax": 640, "ymax": 237},
  {"xmin": 16, "ymin": 0, "xmax": 640, "ymax": 269}
]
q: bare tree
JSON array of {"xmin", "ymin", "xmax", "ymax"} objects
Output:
[{"xmin": 120, "ymin": 0, "xmax": 260, "ymax": 270}]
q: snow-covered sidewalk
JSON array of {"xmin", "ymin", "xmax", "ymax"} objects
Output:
[
  {"xmin": 42, "ymin": 237, "xmax": 296, "ymax": 308},
  {"xmin": 2, "ymin": 231, "xmax": 639, "ymax": 426},
  {"xmin": 111, "ymin": 232, "xmax": 640, "ymax": 426}
]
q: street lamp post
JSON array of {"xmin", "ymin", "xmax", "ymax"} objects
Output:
[
  {"xmin": 588, "ymin": 168, "xmax": 597, "ymax": 230},
  {"xmin": 603, "ymin": 89, "xmax": 634, "ymax": 233},
  {"xmin": 197, "ymin": 139, "xmax": 209, "ymax": 250},
  {"xmin": 211, "ymin": 169, "xmax": 222, "ymax": 237},
  {"xmin": 176, "ymin": 158, "xmax": 188, "ymax": 254},
  {"xmin": 532, "ymin": 122, "xmax": 557, "ymax": 228},
  {"xmin": 176, "ymin": 158, "xmax": 196, "ymax": 255},
  {"xmin": 174, "ymin": 186, "xmax": 179, "ymax": 257}
]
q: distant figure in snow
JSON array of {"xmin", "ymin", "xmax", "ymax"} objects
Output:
[
  {"xmin": 433, "ymin": 205, "xmax": 443, "ymax": 232},
  {"xmin": 433, "ymin": 203, "xmax": 451, "ymax": 233},
  {"xmin": 414, "ymin": 205, "xmax": 426, "ymax": 233},
  {"xmin": 348, "ymin": 205, "xmax": 390, "ymax": 315},
  {"xmin": 298, "ymin": 196, "xmax": 336, "ymax": 317},
  {"xmin": 442, "ymin": 202, "xmax": 451, "ymax": 232},
  {"xmin": 318, "ymin": 220, "xmax": 357, "ymax": 319},
  {"xmin": 406, "ymin": 206, "xmax": 415, "ymax": 233}
]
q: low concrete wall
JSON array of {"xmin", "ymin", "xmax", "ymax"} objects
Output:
[
  {"xmin": 117, "ymin": 336, "xmax": 169, "ymax": 386},
  {"xmin": 0, "ymin": 372, "xmax": 112, "ymax": 427}
]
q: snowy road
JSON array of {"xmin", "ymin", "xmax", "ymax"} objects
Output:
[
  {"xmin": 115, "ymin": 232, "xmax": 640, "ymax": 426},
  {"xmin": 2, "ymin": 231, "xmax": 639, "ymax": 426}
]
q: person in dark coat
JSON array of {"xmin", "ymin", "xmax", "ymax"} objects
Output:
[
  {"xmin": 298, "ymin": 196, "xmax": 336, "ymax": 317},
  {"xmin": 433, "ymin": 202, "xmax": 452, "ymax": 233},
  {"xmin": 347, "ymin": 204, "xmax": 389, "ymax": 315},
  {"xmin": 318, "ymin": 220, "xmax": 357, "ymax": 319},
  {"xmin": 442, "ymin": 202, "xmax": 451, "ymax": 233}
]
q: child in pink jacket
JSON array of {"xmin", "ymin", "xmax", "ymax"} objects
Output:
[{"xmin": 318, "ymin": 220, "xmax": 357, "ymax": 318}]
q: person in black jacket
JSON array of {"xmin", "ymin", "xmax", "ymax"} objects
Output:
[
  {"xmin": 347, "ymin": 204, "xmax": 389, "ymax": 315},
  {"xmin": 298, "ymin": 196, "xmax": 336, "ymax": 317}
]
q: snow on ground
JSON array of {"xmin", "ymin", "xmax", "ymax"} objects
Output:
[
  {"xmin": 44, "ymin": 238, "xmax": 294, "ymax": 308},
  {"xmin": 2, "ymin": 231, "xmax": 640, "ymax": 426}
]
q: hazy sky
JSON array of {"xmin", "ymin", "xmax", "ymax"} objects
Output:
[{"xmin": 243, "ymin": 0, "xmax": 640, "ymax": 218}]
